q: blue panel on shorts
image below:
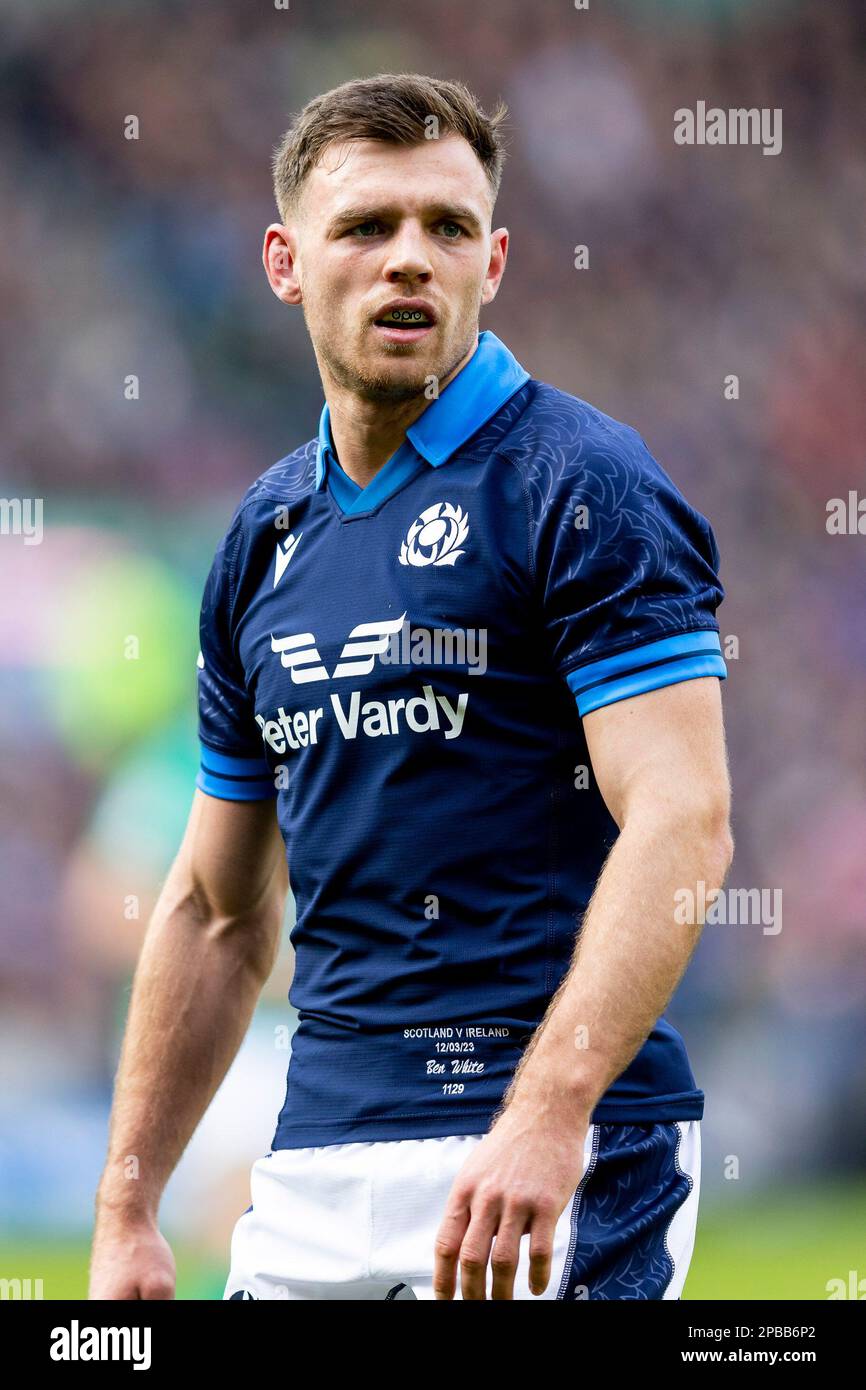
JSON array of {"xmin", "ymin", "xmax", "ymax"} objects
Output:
[{"xmin": 558, "ymin": 1123, "xmax": 693, "ymax": 1300}]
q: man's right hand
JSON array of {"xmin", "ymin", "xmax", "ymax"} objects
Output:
[{"xmin": 89, "ymin": 1215, "xmax": 176, "ymax": 1300}]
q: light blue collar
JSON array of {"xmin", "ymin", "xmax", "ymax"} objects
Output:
[{"xmin": 314, "ymin": 330, "xmax": 529, "ymax": 493}]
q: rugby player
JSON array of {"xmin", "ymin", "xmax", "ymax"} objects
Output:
[{"xmin": 90, "ymin": 73, "xmax": 733, "ymax": 1301}]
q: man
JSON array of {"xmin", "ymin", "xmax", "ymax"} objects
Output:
[{"xmin": 90, "ymin": 73, "xmax": 732, "ymax": 1301}]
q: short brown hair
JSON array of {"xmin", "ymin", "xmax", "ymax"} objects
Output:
[{"xmin": 272, "ymin": 72, "xmax": 508, "ymax": 221}]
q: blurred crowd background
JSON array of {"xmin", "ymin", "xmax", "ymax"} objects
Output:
[{"xmin": 1, "ymin": 0, "xmax": 864, "ymax": 1297}]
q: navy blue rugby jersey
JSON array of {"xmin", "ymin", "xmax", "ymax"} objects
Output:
[{"xmin": 196, "ymin": 331, "xmax": 726, "ymax": 1149}]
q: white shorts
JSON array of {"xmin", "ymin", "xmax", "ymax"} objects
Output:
[{"xmin": 224, "ymin": 1120, "xmax": 700, "ymax": 1300}]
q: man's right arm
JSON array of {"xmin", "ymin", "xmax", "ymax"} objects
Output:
[{"xmin": 89, "ymin": 787, "xmax": 287, "ymax": 1300}]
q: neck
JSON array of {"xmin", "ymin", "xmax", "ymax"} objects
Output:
[{"xmin": 321, "ymin": 338, "xmax": 478, "ymax": 488}]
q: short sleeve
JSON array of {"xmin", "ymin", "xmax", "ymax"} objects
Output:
[
  {"xmin": 531, "ymin": 419, "xmax": 727, "ymax": 718},
  {"xmin": 196, "ymin": 510, "xmax": 277, "ymax": 801}
]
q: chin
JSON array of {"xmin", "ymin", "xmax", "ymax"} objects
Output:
[
  {"xmin": 361, "ymin": 371, "xmax": 431, "ymax": 404},
  {"xmin": 356, "ymin": 354, "xmax": 433, "ymax": 400},
  {"xmin": 324, "ymin": 333, "xmax": 440, "ymax": 402}
]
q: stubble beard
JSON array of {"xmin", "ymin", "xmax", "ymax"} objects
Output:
[
  {"xmin": 308, "ymin": 303, "xmax": 479, "ymax": 406},
  {"xmin": 321, "ymin": 340, "xmax": 431, "ymax": 404}
]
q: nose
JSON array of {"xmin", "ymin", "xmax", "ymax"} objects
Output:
[{"xmin": 381, "ymin": 219, "xmax": 433, "ymax": 284}]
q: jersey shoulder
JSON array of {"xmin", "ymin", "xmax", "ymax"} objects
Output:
[
  {"xmin": 498, "ymin": 379, "xmax": 720, "ymax": 589},
  {"xmin": 500, "ymin": 379, "xmax": 662, "ymax": 497},
  {"xmin": 239, "ymin": 437, "xmax": 319, "ymax": 513},
  {"xmin": 221, "ymin": 436, "xmax": 318, "ymax": 545},
  {"xmin": 500, "ymin": 379, "xmax": 713, "ymax": 546},
  {"xmin": 206, "ymin": 437, "xmax": 318, "ymax": 599}
]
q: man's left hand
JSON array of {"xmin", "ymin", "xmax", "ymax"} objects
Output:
[{"xmin": 432, "ymin": 1105, "xmax": 589, "ymax": 1300}]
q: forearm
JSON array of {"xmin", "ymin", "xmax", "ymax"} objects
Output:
[
  {"xmin": 502, "ymin": 804, "xmax": 732, "ymax": 1125},
  {"xmin": 95, "ymin": 877, "xmax": 279, "ymax": 1224}
]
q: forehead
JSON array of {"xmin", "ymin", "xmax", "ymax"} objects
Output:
[{"xmin": 301, "ymin": 133, "xmax": 492, "ymax": 219}]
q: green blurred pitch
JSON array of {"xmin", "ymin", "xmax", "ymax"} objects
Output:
[
  {"xmin": 2, "ymin": 1182, "xmax": 864, "ymax": 1300},
  {"xmin": 685, "ymin": 1180, "xmax": 866, "ymax": 1301}
]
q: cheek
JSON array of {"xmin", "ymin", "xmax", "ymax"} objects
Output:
[
  {"xmin": 320, "ymin": 259, "xmax": 370, "ymax": 314},
  {"xmin": 302, "ymin": 272, "xmax": 349, "ymax": 324},
  {"xmin": 440, "ymin": 247, "xmax": 486, "ymax": 292},
  {"xmin": 299, "ymin": 244, "xmax": 349, "ymax": 294}
]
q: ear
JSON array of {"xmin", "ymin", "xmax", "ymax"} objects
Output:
[
  {"xmin": 263, "ymin": 224, "xmax": 303, "ymax": 306},
  {"xmin": 481, "ymin": 226, "xmax": 509, "ymax": 308}
]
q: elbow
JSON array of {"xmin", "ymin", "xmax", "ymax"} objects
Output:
[
  {"xmin": 685, "ymin": 797, "xmax": 734, "ymax": 887},
  {"xmin": 708, "ymin": 817, "xmax": 735, "ymax": 888},
  {"xmin": 207, "ymin": 899, "xmax": 283, "ymax": 984},
  {"xmin": 194, "ymin": 876, "xmax": 284, "ymax": 984},
  {"xmin": 628, "ymin": 791, "xmax": 734, "ymax": 886}
]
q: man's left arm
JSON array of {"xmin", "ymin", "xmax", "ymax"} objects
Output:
[{"xmin": 433, "ymin": 675, "xmax": 733, "ymax": 1300}]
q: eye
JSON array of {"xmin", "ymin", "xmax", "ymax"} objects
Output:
[
  {"xmin": 351, "ymin": 220, "xmax": 382, "ymax": 238},
  {"xmin": 438, "ymin": 220, "xmax": 464, "ymax": 239}
]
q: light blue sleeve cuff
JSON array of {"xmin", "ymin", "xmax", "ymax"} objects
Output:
[
  {"xmin": 566, "ymin": 629, "xmax": 726, "ymax": 717},
  {"xmin": 196, "ymin": 741, "xmax": 278, "ymax": 801}
]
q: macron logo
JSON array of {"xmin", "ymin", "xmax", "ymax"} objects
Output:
[{"xmin": 274, "ymin": 532, "xmax": 302, "ymax": 588}]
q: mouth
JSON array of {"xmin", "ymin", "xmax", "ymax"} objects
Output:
[{"xmin": 372, "ymin": 300, "xmax": 437, "ymax": 345}]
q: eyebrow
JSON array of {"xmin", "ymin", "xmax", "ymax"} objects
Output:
[{"xmin": 328, "ymin": 203, "xmax": 484, "ymax": 233}]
